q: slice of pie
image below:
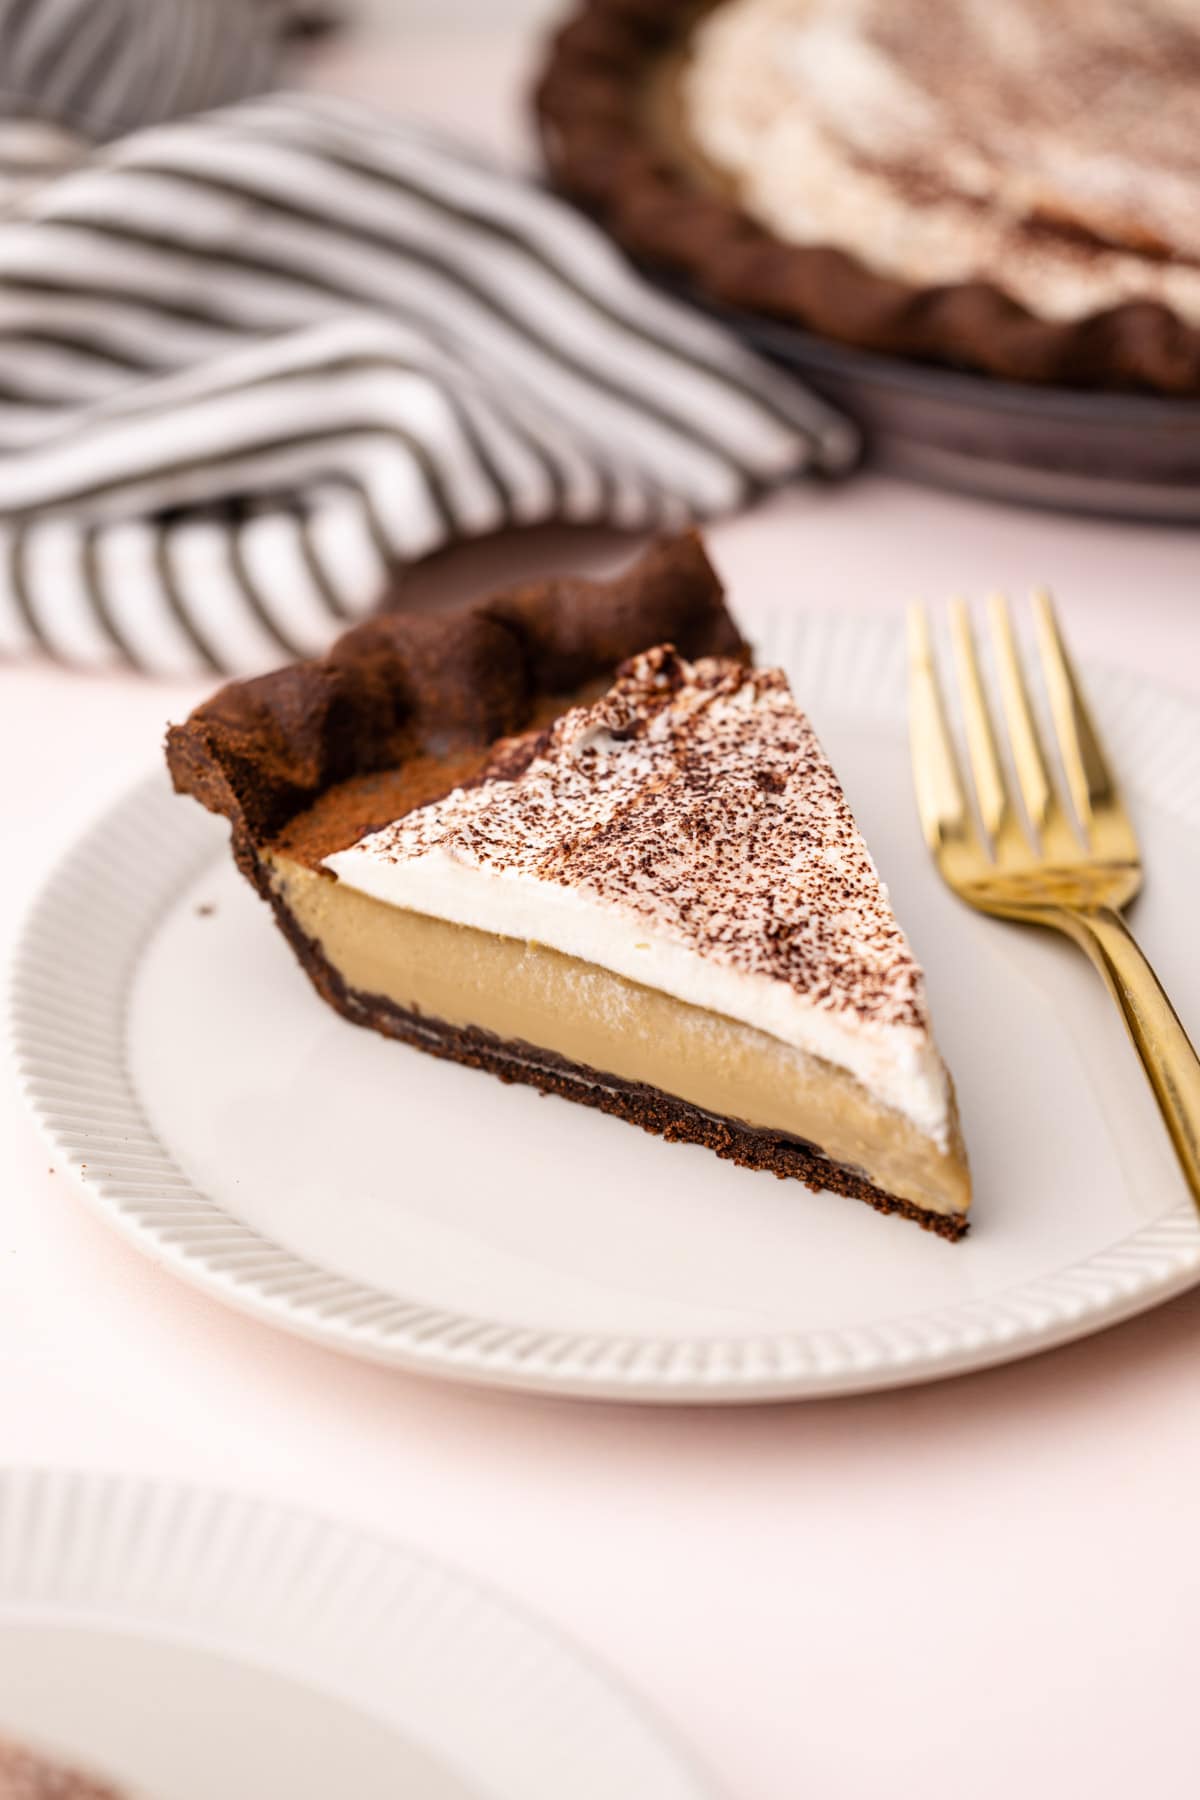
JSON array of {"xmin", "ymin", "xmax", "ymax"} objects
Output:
[{"xmin": 168, "ymin": 534, "xmax": 970, "ymax": 1237}]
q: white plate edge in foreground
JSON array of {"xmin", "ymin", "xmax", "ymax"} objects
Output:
[{"xmin": 0, "ymin": 1466, "xmax": 717, "ymax": 1800}]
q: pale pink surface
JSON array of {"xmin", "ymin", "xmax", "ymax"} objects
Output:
[{"xmin": 3, "ymin": 25, "xmax": 1200, "ymax": 1800}]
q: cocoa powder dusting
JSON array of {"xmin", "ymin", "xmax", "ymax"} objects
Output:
[{"xmin": 354, "ymin": 647, "xmax": 929, "ymax": 1032}]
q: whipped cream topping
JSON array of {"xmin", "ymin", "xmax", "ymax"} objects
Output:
[
  {"xmin": 325, "ymin": 646, "xmax": 951, "ymax": 1144},
  {"xmin": 682, "ymin": 0, "xmax": 1200, "ymax": 325}
]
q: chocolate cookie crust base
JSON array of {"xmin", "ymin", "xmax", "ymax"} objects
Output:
[
  {"xmin": 534, "ymin": 0, "xmax": 1200, "ymax": 394},
  {"xmin": 266, "ymin": 871, "xmax": 966, "ymax": 1242},
  {"xmin": 166, "ymin": 532, "xmax": 745, "ymax": 863}
]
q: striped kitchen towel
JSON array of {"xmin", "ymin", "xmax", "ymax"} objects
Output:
[
  {"xmin": 0, "ymin": 0, "xmax": 319, "ymax": 146},
  {"xmin": 0, "ymin": 91, "xmax": 859, "ymax": 676}
]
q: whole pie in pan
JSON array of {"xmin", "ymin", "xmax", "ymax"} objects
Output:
[
  {"xmin": 535, "ymin": 0, "xmax": 1200, "ymax": 393},
  {"xmin": 167, "ymin": 534, "xmax": 970, "ymax": 1237}
]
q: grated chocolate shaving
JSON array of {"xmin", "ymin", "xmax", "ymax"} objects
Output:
[{"xmin": 358, "ymin": 645, "xmax": 929, "ymax": 1031}]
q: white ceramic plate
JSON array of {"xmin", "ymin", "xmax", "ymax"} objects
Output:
[
  {"xmin": 11, "ymin": 613, "xmax": 1200, "ymax": 1401},
  {"xmin": 0, "ymin": 1467, "xmax": 715, "ymax": 1800}
]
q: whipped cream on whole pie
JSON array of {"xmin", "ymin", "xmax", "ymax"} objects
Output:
[
  {"xmin": 325, "ymin": 645, "xmax": 952, "ymax": 1147},
  {"xmin": 682, "ymin": 0, "xmax": 1200, "ymax": 324}
]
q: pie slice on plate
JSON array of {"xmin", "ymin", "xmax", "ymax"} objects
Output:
[{"xmin": 167, "ymin": 534, "xmax": 970, "ymax": 1237}]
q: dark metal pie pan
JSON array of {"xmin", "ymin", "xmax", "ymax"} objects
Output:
[{"xmin": 703, "ymin": 298, "xmax": 1200, "ymax": 521}]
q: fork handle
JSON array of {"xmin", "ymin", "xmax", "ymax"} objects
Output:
[{"xmin": 1055, "ymin": 905, "xmax": 1200, "ymax": 1208}]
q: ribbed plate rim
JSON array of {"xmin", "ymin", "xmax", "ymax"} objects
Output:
[{"xmin": 0, "ymin": 1465, "xmax": 719, "ymax": 1799}]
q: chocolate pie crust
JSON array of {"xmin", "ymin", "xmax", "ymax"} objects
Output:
[
  {"xmin": 167, "ymin": 533, "xmax": 965, "ymax": 1239},
  {"xmin": 534, "ymin": 0, "xmax": 1200, "ymax": 395},
  {"xmin": 167, "ymin": 533, "xmax": 746, "ymax": 864}
]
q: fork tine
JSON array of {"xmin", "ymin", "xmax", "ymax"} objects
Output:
[
  {"xmin": 987, "ymin": 593, "xmax": 1082, "ymax": 862},
  {"xmin": 907, "ymin": 603, "xmax": 981, "ymax": 869},
  {"xmin": 1032, "ymin": 589, "xmax": 1140, "ymax": 865},
  {"xmin": 949, "ymin": 599, "xmax": 1031, "ymax": 863}
]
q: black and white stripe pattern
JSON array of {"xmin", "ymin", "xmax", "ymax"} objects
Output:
[
  {"xmin": 0, "ymin": 0, "xmax": 295, "ymax": 143},
  {"xmin": 0, "ymin": 93, "xmax": 858, "ymax": 676}
]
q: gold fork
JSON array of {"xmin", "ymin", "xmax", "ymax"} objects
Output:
[{"xmin": 908, "ymin": 592, "xmax": 1200, "ymax": 1211}]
